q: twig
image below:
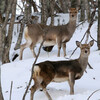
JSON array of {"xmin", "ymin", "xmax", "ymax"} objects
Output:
[
  {"xmin": 9, "ymin": 81, "xmax": 13, "ymax": 100},
  {"xmin": 69, "ymin": 31, "xmax": 87, "ymax": 58},
  {"xmin": 7, "ymin": 22, "xmax": 21, "ymax": 24},
  {"xmin": 16, "ymin": 3, "xmax": 24, "ymax": 14},
  {"xmin": 88, "ymin": 62, "xmax": 93, "ymax": 69},
  {"xmin": 90, "ymin": 34, "xmax": 97, "ymax": 42},
  {"xmin": 87, "ymin": 89, "xmax": 100, "ymax": 100},
  {"xmin": 76, "ymin": 19, "xmax": 88, "ymax": 28}
]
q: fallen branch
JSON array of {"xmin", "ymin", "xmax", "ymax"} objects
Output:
[
  {"xmin": 9, "ymin": 81, "xmax": 13, "ymax": 100},
  {"xmin": 87, "ymin": 89, "xmax": 100, "ymax": 100},
  {"xmin": 88, "ymin": 62, "xmax": 93, "ymax": 69}
]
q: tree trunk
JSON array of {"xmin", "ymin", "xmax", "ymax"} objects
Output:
[
  {"xmin": 55, "ymin": 1, "xmax": 63, "ymax": 13},
  {"xmin": 41, "ymin": 0, "xmax": 48, "ymax": 24},
  {"xmin": 0, "ymin": 0, "xmax": 6, "ymax": 14},
  {"xmin": 71, "ymin": 0, "xmax": 76, "ymax": 8},
  {"xmin": 14, "ymin": 23, "xmax": 24, "ymax": 50},
  {"xmin": 26, "ymin": 0, "xmax": 31, "ymax": 14},
  {"xmin": 50, "ymin": 0, "xmax": 55, "ymax": 26},
  {"xmin": 84, "ymin": 0, "xmax": 91, "ymax": 22},
  {"xmin": 0, "ymin": 14, "xmax": 3, "ymax": 62},
  {"xmin": 0, "ymin": 13, "xmax": 4, "ymax": 100},
  {"xmin": 31, "ymin": 0, "xmax": 38, "ymax": 12},
  {"xmin": 24, "ymin": 3, "xmax": 31, "ymax": 24},
  {"xmin": 0, "ymin": 0, "xmax": 13, "ymax": 98},
  {"xmin": 14, "ymin": 0, "xmax": 33, "ymax": 50},
  {"xmin": 97, "ymin": 0, "xmax": 100, "ymax": 50},
  {"xmin": 59, "ymin": 0, "xmax": 67, "ymax": 13},
  {"xmin": 2, "ymin": 0, "xmax": 17, "ymax": 63},
  {"xmin": 80, "ymin": 0, "xmax": 85, "ymax": 22},
  {"xmin": 0, "ymin": 27, "xmax": 4, "ymax": 100},
  {"xmin": 0, "ymin": 0, "xmax": 13, "ymax": 63},
  {"xmin": 0, "ymin": 15, "xmax": 3, "ymax": 62}
]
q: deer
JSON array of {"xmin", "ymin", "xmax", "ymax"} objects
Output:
[
  {"xmin": 30, "ymin": 40, "xmax": 94, "ymax": 100},
  {"xmin": 19, "ymin": 8, "xmax": 78, "ymax": 60}
]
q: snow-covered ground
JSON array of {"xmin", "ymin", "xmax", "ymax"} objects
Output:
[{"xmin": 1, "ymin": 13, "xmax": 100, "ymax": 100}]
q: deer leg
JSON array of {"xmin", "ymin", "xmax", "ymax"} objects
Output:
[
  {"xmin": 43, "ymin": 88, "xmax": 52, "ymax": 100},
  {"xmin": 30, "ymin": 84, "xmax": 39, "ymax": 100},
  {"xmin": 19, "ymin": 42, "xmax": 31, "ymax": 60},
  {"xmin": 68, "ymin": 72, "xmax": 75, "ymax": 95},
  {"xmin": 41, "ymin": 81, "xmax": 52, "ymax": 100},
  {"xmin": 62, "ymin": 43, "xmax": 66, "ymax": 57},
  {"xmin": 57, "ymin": 41, "xmax": 62, "ymax": 57},
  {"xmin": 30, "ymin": 43, "xmax": 36, "ymax": 57}
]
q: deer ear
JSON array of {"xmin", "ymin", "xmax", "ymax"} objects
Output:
[
  {"xmin": 89, "ymin": 40, "xmax": 94, "ymax": 47},
  {"xmin": 76, "ymin": 41, "xmax": 81, "ymax": 47}
]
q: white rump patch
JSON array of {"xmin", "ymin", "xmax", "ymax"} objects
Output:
[
  {"xmin": 53, "ymin": 77, "xmax": 69, "ymax": 82},
  {"xmin": 34, "ymin": 65, "xmax": 41, "ymax": 76},
  {"xmin": 24, "ymin": 26, "xmax": 32, "ymax": 45},
  {"xmin": 62, "ymin": 37, "xmax": 68, "ymax": 42},
  {"xmin": 24, "ymin": 27, "xmax": 28, "ymax": 34},
  {"xmin": 53, "ymin": 75, "xmax": 69, "ymax": 82},
  {"xmin": 43, "ymin": 41, "xmax": 56, "ymax": 46}
]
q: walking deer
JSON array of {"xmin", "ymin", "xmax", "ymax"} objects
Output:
[
  {"xmin": 30, "ymin": 40, "xmax": 94, "ymax": 100},
  {"xmin": 19, "ymin": 8, "xmax": 78, "ymax": 60}
]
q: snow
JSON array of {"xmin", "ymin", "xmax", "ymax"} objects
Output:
[{"xmin": 1, "ymin": 13, "xmax": 100, "ymax": 100}]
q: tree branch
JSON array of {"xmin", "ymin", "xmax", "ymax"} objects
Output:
[
  {"xmin": 22, "ymin": 39, "xmax": 44, "ymax": 100},
  {"xmin": 76, "ymin": 19, "xmax": 88, "ymax": 28},
  {"xmin": 90, "ymin": 34, "xmax": 97, "ymax": 42},
  {"xmin": 87, "ymin": 89, "xmax": 100, "ymax": 100},
  {"xmin": 16, "ymin": 3, "xmax": 24, "ymax": 14}
]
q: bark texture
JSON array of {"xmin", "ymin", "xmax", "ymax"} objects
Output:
[
  {"xmin": 97, "ymin": 0, "xmax": 100, "ymax": 50},
  {"xmin": 2, "ymin": 0, "xmax": 17, "ymax": 63}
]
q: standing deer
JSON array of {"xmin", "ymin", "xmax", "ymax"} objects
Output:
[
  {"xmin": 19, "ymin": 8, "xmax": 78, "ymax": 60},
  {"xmin": 30, "ymin": 40, "xmax": 94, "ymax": 100}
]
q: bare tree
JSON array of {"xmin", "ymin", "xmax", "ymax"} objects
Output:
[
  {"xmin": 2, "ymin": 0, "xmax": 17, "ymax": 63},
  {"xmin": 0, "ymin": 0, "xmax": 11, "ymax": 99}
]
